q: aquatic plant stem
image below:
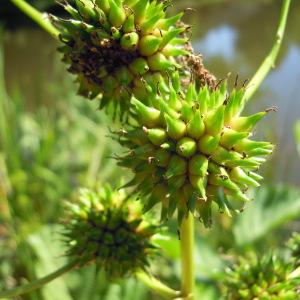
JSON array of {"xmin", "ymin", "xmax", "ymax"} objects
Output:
[
  {"xmin": 243, "ymin": 0, "xmax": 291, "ymax": 103},
  {"xmin": 136, "ymin": 271, "xmax": 180, "ymax": 299},
  {"xmin": 10, "ymin": 0, "xmax": 59, "ymax": 39},
  {"xmin": 180, "ymin": 212, "xmax": 195, "ymax": 299},
  {"xmin": 0, "ymin": 260, "xmax": 78, "ymax": 299}
]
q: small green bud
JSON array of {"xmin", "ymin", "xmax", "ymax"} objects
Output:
[
  {"xmin": 96, "ymin": 0, "xmax": 110, "ymax": 13},
  {"xmin": 198, "ymin": 134, "xmax": 220, "ymax": 155},
  {"xmin": 109, "ymin": 0, "xmax": 126, "ymax": 28},
  {"xmin": 231, "ymin": 112, "xmax": 266, "ymax": 132},
  {"xmin": 156, "ymin": 13, "xmax": 184, "ymax": 29},
  {"xmin": 154, "ymin": 148, "xmax": 170, "ymax": 167},
  {"xmin": 208, "ymin": 173, "xmax": 239, "ymax": 192},
  {"xmin": 132, "ymin": 0, "xmax": 148, "ymax": 23},
  {"xmin": 168, "ymin": 175, "xmax": 186, "ymax": 192},
  {"xmin": 234, "ymin": 139, "xmax": 273, "ymax": 153},
  {"xmin": 123, "ymin": 14, "xmax": 135, "ymax": 32},
  {"xmin": 220, "ymin": 128, "xmax": 249, "ymax": 149},
  {"xmin": 162, "ymin": 45, "xmax": 189, "ymax": 57},
  {"xmin": 188, "ymin": 155, "xmax": 208, "ymax": 177},
  {"xmin": 229, "ymin": 167, "xmax": 260, "ymax": 187},
  {"xmin": 147, "ymin": 52, "xmax": 175, "ymax": 71},
  {"xmin": 189, "ymin": 175, "xmax": 206, "ymax": 199},
  {"xmin": 176, "ymin": 137, "xmax": 197, "ymax": 157},
  {"xmin": 139, "ymin": 35, "xmax": 161, "ymax": 56},
  {"xmin": 159, "ymin": 28, "xmax": 185, "ymax": 49},
  {"xmin": 187, "ymin": 111, "xmax": 205, "ymax": 139},
  {"xmin": 210, "ymin": 146, "xmax": 240, "ymax": 165},
  {"xmin": 144, "ymin": 127, "xmax": 167, "ymax": 146},
  {"xmin": 132, "ymin": 98, "xmax": 160, "ymax": 127},
  {"xmin": 165, "ymin": 114, "xmax": 186, "ymax": 140},
  {"xmin": 129, "ymin": 58, "xmax": 149, "ymax": 75},
  {"xmin": 160, "ymin": 140, "xmax": 176, "ymax": 151},
  {"xmin": 165, "ymin": 155, "xmax": 187, "ymax": 179},
  {"xmin": 111, "ymin": 26, "xmax": 121, "ymax": 39},
  {"xmin": 75, "ymin": 0, "xmax": 97, "ymax": 20},
  {"xmin": 181, "ymin": 102, "xmax": 194, "ymax": 122},
  {"xmin": 204, "ymin": 105, "xmax": 225, "ymax": 136},
  {"xmin": 115, "ymin": 66, "xmax": 134, "ymax": 85},
  {"xmin": 140, "ymin": 14, "xmax": 163, "ymax": 34},
  {"xmin": 120, "ymin": 32, "xmax": 139, "ymax": 50}
]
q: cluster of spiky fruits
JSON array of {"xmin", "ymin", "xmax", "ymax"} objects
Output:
[
  {"xmin": 223, "ymin": 255, "xmax": 300, "ymax": 299},
  {"xmin": 52, "ymin": 1, "xmax": 274, "ymax": 227},
  {"xmin": 116, "ymin": 73, "xmax": 274, "ymax": 226},
  {"xmin": 63, "ymin": 185, "xmax": 157, "ymax": 277},
  {"xmin": 52, "ymin": 0, "xmax": 189, "ymax": 116}
]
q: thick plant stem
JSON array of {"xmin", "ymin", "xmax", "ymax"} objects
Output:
[
  {"xmin": 10, "ymin": 0, "xmax": 59, "ymax": 39},
  {"xmin": 0, "ymin": 260, "xmax": 78, "ymax": 299},
  {"xmin": 180, "ymin": 212, "xmax": 195, "ymax": 299},
  {"xmin": 242, "ymin": 0, "xmax": 291, "ymax": 103},
  {"xmin": 136, "ymin": 271, "xmax": 180, "ymax": 299}
]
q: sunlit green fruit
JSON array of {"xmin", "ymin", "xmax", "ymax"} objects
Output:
[
  {"xmin": 116, "ymin": 76, "xmax": 273, "ymax": 226},
  {"xmin": 223, "ymin": 254, "xmax": 300, "ymax": 300},
  {"xmin": 53, "ymin": 0, "xmax": 189, "ymax": 118},
  {"xmin": 176, "ymin": 137, "xmax": 197, "ymax": 158},
  {"xmin": 120, "ymin": 32, "xmax": 139, "ymax": 50}
]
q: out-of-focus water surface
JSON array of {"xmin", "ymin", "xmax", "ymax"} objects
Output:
[{"xmin": 3, "ymin": 0, "xmax": 300, "ymax": 185}]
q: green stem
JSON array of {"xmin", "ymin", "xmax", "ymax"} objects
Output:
[
  {"xmin": 136, "ymin": 271, "xmax": 180, "ymax": 299},
  {"xmin": 180, "ymin": 212, "xmax": 195, "ymax": 299},
  {"xmin": 242, "ymin": 0, "xmax": 291, "ymax": 103},
  {"xmin": 0, "ymin": 260, "xmax": 78, "ymax": 299},
  {"xmin": 10, "ymin": 0, "xmax": 59, "ymax": 39}
]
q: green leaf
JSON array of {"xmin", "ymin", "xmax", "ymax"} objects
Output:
[
  {"xmin": 194, "ymin": 235, "xmax": 224, "ymax": 279},
  {"xmin": 26, "ymin": 226, "xmax": 72, "ymax": 300},
  {"xmin": 233, "ymin": 185, "xmax": 300, "ymax": 246}
]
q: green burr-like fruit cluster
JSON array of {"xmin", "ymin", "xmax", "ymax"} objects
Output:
[
  {"xmin": 116, "ymin": 74, "xmax": 274, "ymax": 226},
  {"xmin": 223, "ymin": 255, "xmax": 300, "ymax": 300},
  {"xmin": 63, "ymin": 185, "xmax": 157, "ymax": 277},
  {"xmin": 52, "ymin": 0, "xmax": 189, "ymax": 117},
  {"xmin": 288, "ymin": 233, "xmax": 300, "ymax": 267}
]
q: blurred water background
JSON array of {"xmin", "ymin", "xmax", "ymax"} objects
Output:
[
  {"xmin": 1, "ymin": 1, "xmax": 300, "ymax": 299},
  {"xmin": 2, "ymin": 0, "xmax": 300, "ymax": 185}
]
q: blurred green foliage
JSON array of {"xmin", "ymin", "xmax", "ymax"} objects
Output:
[
  {"xmin": 295, "ymin": 120, "xmax": 300, "ymax": 158},
  {"xmin": 1, "ymin": 8, "xmax": 300, "ymax": 298},
  {"xmin": 1, "ymin": 44, "xmax": 300, "ymax": 299}
]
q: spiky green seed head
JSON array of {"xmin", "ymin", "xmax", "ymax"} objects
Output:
[
  {"xmin": 223, "ymin": 254, "xmax": 300, "ymax": 300},
  {"xmin": 63, "ymin": 185, "xmax": 157, "ymax": 277},
  {"xmin": 116, "ymin": 76, "xmax": 274, "ymax": 226},
  {"xmin": 287, "ymin": 233, "xmax": 300, "ymax": 267},
  {"xmin": 52, "ymin": 0, "xmax": 189, "ymax": 117}
]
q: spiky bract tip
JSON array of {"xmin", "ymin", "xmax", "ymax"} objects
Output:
[
  {"xmin": 53, "ymin": 0, "xmax": 189, "ymax": 118},
  {"xmin": 63, "ymin": 185, "xmax": 158, "ymax": 277}
]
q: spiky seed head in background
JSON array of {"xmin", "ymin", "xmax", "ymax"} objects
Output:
[
  {"xmin": 288, "ymin": 232, "xmax": 300, "ymax": 267},
  {"xmin": 115, "ymin": 73, "xmax": 274, "ymax": 226},
  {"xmin": 52, "ymin": 0, "xmax": 189, "ymax": 118},
  {"xmin": 223, "ymin": 254, "xmax": 300, "ymax": 300},
  {"xmin": 63, "ymin": 185, "xmax": 158, "ymax": 278}
]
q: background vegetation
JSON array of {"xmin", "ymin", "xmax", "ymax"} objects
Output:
[{"xmin": 1, "ymin": 0, "xmax": 300, "ymax": 299}]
